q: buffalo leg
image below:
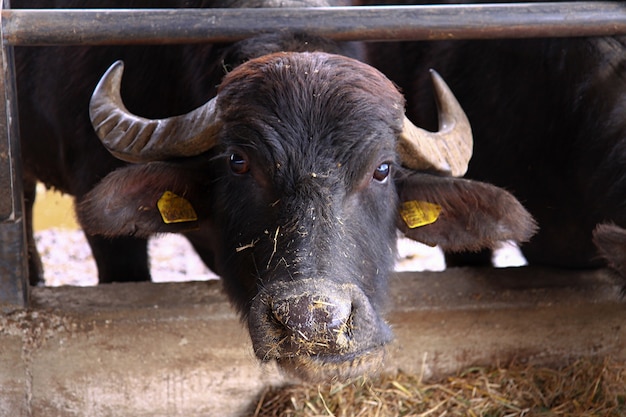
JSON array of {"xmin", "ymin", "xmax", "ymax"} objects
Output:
[
  {"xmin": 445, "ymin": 249, "xmax": 492, "ymax": 267},
  {"xmin": 593, "ymin": 223, "xmax": 626, "ymax": 284},
  {"xmin": 85, "ymin": 234, "xmax": 151, "ymax": 283},
  {"xmin": 23, "ymin": 179, "xmax": 44, "ymax": 285}
]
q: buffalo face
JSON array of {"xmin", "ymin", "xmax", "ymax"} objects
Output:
[
  {"xmin": 79, "ymin": 51, "xmax": 535, "ymax": 381},
  {"xmin": 199, "ymin": 52, "xmax": 405, "ymax": 380}
]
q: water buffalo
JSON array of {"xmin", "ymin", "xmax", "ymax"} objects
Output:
[
  {"xmin": 361, "ymin": 0, "xmax": 626, "ymax": 281},
  {"xmin": 17, "ymin": 0, "xmax": 345, "ymax": 285},
  {"xmin": 18, "ymin": 0, "xmax": 537, "ymax": 380},
  {"xmin": 76, "ymin": 43, "xmax": 536, "ymax": 380}
]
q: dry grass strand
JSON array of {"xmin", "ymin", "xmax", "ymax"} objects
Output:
[{"xmin": 251, "ymin": 357, "xmax": 626, "ymax": 417}]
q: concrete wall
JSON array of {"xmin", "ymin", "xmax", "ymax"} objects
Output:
[{"xmin": 1, "ymin": 267, "xmax": 626, "ymax": 416}]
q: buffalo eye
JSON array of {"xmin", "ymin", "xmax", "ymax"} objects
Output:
[
  {"xmin": 229, "ymin": 152, "xmax": 249, "ymax": 175},
  {"xmin": 373, "ymin": 162, "xmax": 390, "ymax": 182}
]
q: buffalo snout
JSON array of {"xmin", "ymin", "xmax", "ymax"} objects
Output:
[
  {"xmin": 272, "ymin": 293, "xmax": 353, "ymax": 354},
  {"xmin": 248, "ymin": 278, "xmax": 392, "ymax": 382}
]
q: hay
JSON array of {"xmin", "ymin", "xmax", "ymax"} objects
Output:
[{"xmin": 251, "ymin": 358, "xmax": 626, "ymax": 417}]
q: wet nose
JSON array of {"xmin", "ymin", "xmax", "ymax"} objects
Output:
[
  {"xmin": 271, "ymin": 294, "xmax": 353, "ymax": 352},
  {"xmin": 247, "ymin": 277, "xmax": 394, "ymax": 380}
]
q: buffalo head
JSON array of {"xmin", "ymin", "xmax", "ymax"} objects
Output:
[{"xmin": 78, "ymin": 51, "xmax": 535, "ymax": 381}]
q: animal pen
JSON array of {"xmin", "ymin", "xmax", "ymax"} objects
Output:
[{"xmin": 1, "ymin": 2, "xmax": 626, "ymax": 416}]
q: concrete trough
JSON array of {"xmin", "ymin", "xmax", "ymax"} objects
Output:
[{"xmin": 1, "ymin": 266, "xmax": 625, "ymax": 416}]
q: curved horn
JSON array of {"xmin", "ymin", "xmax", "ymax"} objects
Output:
[
  {"xmin": 89, "ymin": 61, "xmax": 221, "ymax": 163},
  {"xmin": 397, "ymin": 69, "xmax": 473, "ymax": 177}
]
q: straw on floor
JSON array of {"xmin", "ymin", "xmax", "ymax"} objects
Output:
[{"xmin": 252, "ymin": 357, "xmax": 626, "ymax": 417}]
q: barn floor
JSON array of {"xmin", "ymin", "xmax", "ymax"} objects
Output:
[
  {"xmin": 2, "ymin": 267, "xmax": 625, "ymax": 416},
  {"xmin": 253, "ymin": 356, "xmax": 626, "ymax": 416}
]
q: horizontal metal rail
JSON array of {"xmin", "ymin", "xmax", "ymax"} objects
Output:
[{"xmin": 2, "ymin": 2, "xmax": 626, "ymax": 46}]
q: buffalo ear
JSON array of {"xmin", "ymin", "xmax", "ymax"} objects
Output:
[
  {"xmin": 395, "ymin": 172, "xmax": 537, "ymax": 252},
  {"xmin": 76, "ymin": 162, "xmax": 208, "ymax": 239}
]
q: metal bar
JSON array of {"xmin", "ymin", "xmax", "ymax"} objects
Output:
[
  {"xmin": 2, "ymin": 2, "xmax": 626, "ymax": 46},
  {"xmin": 0, "ymin": 0, "xmax": 28, "ymax": 311}
]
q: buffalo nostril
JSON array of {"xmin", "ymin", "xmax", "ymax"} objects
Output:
[
  {"xmin": 271, "ymin": 294, "xmax": 353, "ymax": 351},
  {"xmin": 248, "ymin": 279, "xmax": 392, "ymax": 380}
]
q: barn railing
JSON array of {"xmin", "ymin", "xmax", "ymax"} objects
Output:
[
  {"xmin": 1, "ymin": 2, "xmax": 625, "ymax": 45},
  {"xmin": 1, "ymin": 1, "xmax": 625, "ymax": 310}
]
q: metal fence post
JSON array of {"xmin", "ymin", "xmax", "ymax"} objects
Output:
[{"xmin": 0, "ymin": 0, "xmax": 29, "ymax": 310}]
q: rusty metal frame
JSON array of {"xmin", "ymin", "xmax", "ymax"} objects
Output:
[
  {"xmin": 0, "ymin": 0, "xmax": 28, "ymax": 311},
  {"xmin": 0, "ymin": 1, "xmax": 625, "ymax": 310},
  {"xmin": 1, "ymin": 2, "xmax": 626, "ymax": 45}
]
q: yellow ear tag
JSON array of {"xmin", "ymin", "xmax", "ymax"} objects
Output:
[
  {"xmin": 157, "ymin": 191, "xmax": 198, "ymax": 224},
  {"xmin": 400, "ymin": 200, "xmax": 442, "ymax": 228}
]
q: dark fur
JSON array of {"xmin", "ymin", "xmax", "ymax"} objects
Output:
[
  {"xmin": 22, "ymin": 0, "xmax": 536, "ymax": 380},
  {"xmin": 361, "ymin": 0, "xmax": 626, "ymax": 279},
  {"xmin": 397, "ymin": 173, "xmax": 536, "ymax": 251},
  {"xmin": 16, "ymin": 0, "xmax": 361, "ymax": 284},
  {"xmin": 77, "ymin": 49, "xmax": 535, "ymax": 380}
]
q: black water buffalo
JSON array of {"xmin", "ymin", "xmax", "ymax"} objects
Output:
[
  {"xmin": 18, "ymin": 0, "xmax": 537, "ymax": 380},
  {"xmin": 18, "ymin": 0, "xmax": 343, "ymax": 285},
  {"xmin": 362, "ymin": 0, "xmax": 626, "ymax": 280},
  {"xmin": 78, "ymin": 49, "xmax": 536, "ymax": 380}
]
